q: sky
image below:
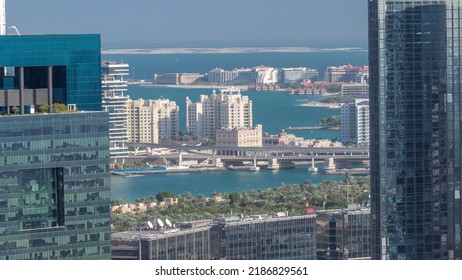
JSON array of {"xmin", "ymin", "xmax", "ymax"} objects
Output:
[{"xmin": 7, "ymin": 0, "xmax": 367, "ymax": 49}]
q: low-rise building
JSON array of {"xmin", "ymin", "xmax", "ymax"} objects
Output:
[
  {"xmin": 211, "ymin": 214, "xmax": 317, "ymax": 260},
  {"xmin": 341, "ymin": 83, "xmax": 369, "ymax": 96},
  {"xmin": 216, "ymin": 125, "xmax": 262, "ymax": 147}
]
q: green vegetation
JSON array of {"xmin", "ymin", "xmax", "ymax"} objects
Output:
[
  {"xmin": 10, "ymin": 106, "xmax": 19, "ymax": 115},
  {"xmin": 36, "ymin": 104, "xmax": 49, "ymax": 113},
  {"xmin": 318, "ymin": 116, "xmax": 341, "ymax": 127},
  {"xmin": 111, "ymin": 175, "xmax": 370, "ymax": 232},
  {"xmin": 52, "ymin": 103, "xmax": 69, "ymax": 113},
  {"xmin": 320, "ymin": 94, "xmax": 355, "ymax": 104}
]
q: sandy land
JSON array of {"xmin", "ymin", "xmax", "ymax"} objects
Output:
[
  {"xmin": 299, "ymin": 102, "xmax": 341, "ymax": 109},
  {"xmin": 102, "ymin": 47, "xmax": 366, "ymax": 55}
]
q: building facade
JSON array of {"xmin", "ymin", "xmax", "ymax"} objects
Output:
[
  {"xmin": 0, "ymin": 35, "xmax": 102, "ymax": 113},
  {"xmin": 0, "ymin": 113, "xmax": 111, "ymax": 260},
  {"xmin": 216, "ymin": 125, "xmax": 263, "ymax": 148},
  {"xmin": 324, "ymin": 64, "xmax": 366, "ymax": 83},
  {"xmin": 341, "ymin": 97, "xmax": 369, "ymax": 146},
  {"xmin": 369, "ymin": 0, "xmax": 462, "ymax": 259},
  {"xmin": 112, "ymin": 225, "xmax": 211, "ymax": 260},
  {"xmin": 101, "ymin": 62, "xmax": 129, "ymax": 161},
  {"xmin": 186, "ymin": 88, "xmax": 253, "ymax": 140},
  {"xmin": 278, "ymin": 68, "xmax": 318, "ymax": 84},
  {"xmin": 0, "ymin": 34, "xmax": 111, "ymax": 260},
  {"xmin": 340, "ymin": 83, "xmax": 369, "ymax": 96},
  {"xmin": 126, "ymin": 98, "xmax": 179, "ymax": 143},
  {"xmin": 210, "ymin": 215, "xmax": 317, "ymax": 260}
]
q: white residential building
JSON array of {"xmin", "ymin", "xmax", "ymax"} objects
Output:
[
  {"xmin": 341, "ymin": 97, "xmax": 370, "ymax": 146},
  {"xmin": 341, "ymin": 83, "xmax": 369, "ymax": 96},
  {"xmin": 186, "ymin": 88, "xmax": 253, "ymax": 140},
  {"xmin": 278, "ymin": 67, "xmax": 319, "ymax": 84},
  {"xmin": 253, "ymin": 66, "xmax": 278, "ymax": 84},
  {"xmin": 127, "ymin": 98, "xmax": 179, "ymax": 144},
  {"xmin": 101, "ymin": 62, "xmax": 130, "ymax": 161}
]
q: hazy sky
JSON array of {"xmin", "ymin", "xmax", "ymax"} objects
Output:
[{"xmin": 8, "ymin": 0, "xmax": 367, "ymax": 48}]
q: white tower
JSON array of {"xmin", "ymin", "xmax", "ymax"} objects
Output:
[{"xmin": 0, "ymin": 0, "xmax": 5, "ymax": 36}]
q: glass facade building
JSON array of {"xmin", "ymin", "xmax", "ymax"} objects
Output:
[
  {"xmin": 0, "ymin": 34, "xmax": 102, "ymax": 112},
  {"xmin": 210, "ymin": 215, "xmax": 316, "ymax": 260},
  {"xmin": 0, "ymin": 113, "xmax": 111, "ymax": 259},
  {"xmin": 111, "ymin": 226, "xmax": 211, "ymax": 260},
  {"xmin": 0, "ymin": 34, "xmax": 110, "ymax": 259},
  {"xmin": 369, "ymin": 0, "xmax": 462, "ymax": 259}
]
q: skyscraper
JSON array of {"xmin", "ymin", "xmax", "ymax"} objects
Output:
[
  {"xmin": 369, "ymin": 0, "xmax": 462, "ymax": 259},
  {"xmin": 0, "ymin": 34, "xmax": 111, "ymax": 259},
  {"xmin": 186, "ymin": 88, "xmax": 253, "ymax": 140},
  {"xmin": 101, "ymin": 62, "xmax": 130, "ymax": 161}
]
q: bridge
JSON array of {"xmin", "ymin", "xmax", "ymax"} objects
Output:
[{"xmin": 126, "ymin": 142, "xmax": 370, "ymax": 171}]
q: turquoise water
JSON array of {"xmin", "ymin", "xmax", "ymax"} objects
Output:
[
  {"xmin": 103, "ymin": 50, "xmax": 368, "ymax": 80},
  {"xmin": 128, "ymin": 85, "xmax": 340, "ymax": 139},
  {"xmin": 111, "ymin": 166, "xmax": 340, "ymax": 202},
  {"xmin": 107, "ymin": 51, "xmax": 367, "ymax": 201}
]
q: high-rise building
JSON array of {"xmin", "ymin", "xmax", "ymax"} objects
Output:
[
  {"xmin": 0, "ymin": 34, "xmax": 111, "ymax": 259},
  {"xmin": 101, "ymin": 62, "xmax": 129, "ymax": 161},
  {"xmin": 341, "ymin": 97, "xmax": 369, "ymax": 146},
  {"xmin": 186, "ymin": 88, "xmax": 253, "ymax": 140},
  {"xmin": 369, "ymin": 0, "xmax": 462, "ymax": 259},
  {"xmin": 126, "ymin": 98, "xmax": 179, "ymax": 143}
]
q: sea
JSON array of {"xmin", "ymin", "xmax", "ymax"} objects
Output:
[{"xmin": 104, "ymin": 50, "xmax": 368, "ymax": 202}]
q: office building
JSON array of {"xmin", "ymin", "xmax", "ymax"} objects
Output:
[
  {"xmin": 369, "ymin": 0, "xmax": 462, "ymax": 259},
  {"xmin": 101, "ymin": 62, "xmax": 129, "ymax": 161},
  {"xmin": 0, "ymin": 34, "xmax": 111, "ymax": 259},
  {"xmin": 348, "ymin": 209, "xmax": 371, "ymax": 259},
  {"xmin": 341, "ymin": 97, "xmax": 369, "ymax": 146},
  {"xmin": 111, "ymin": 221, "xmax": 211, "ymax": 260},
  {"xmin": 316, "ymin": 209, "xmax": 371, "ymax": 260},
  {"xmin": 126, "ymin": 98, "xmax": 179, "ymax": 143},
  {"xmin": 186, "ymin": 88, "xmax": 253, "ymax": 140},
  {"xmin": 210, "ymin": 214, "xmax": 317, "ymax": 260}
]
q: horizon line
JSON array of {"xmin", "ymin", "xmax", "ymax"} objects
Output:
[{"xmin": 102, "ymin": 47, "xmax": 367, "ymax": 55}]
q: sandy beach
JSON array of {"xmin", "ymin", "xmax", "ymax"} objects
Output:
[{"xmin": 299, "ymin": 102, "xmax": 341, "ymax": 109}]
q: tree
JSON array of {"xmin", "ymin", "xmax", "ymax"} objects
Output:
[
  {"xmin": 155, "ymin": 190, "xmax": 176, "ymax": 202},
  {"xmin": 36, "ymin": 104, "xmax": 49, "ymax": 113},
  {"xmin": 10, "ymin": 106, "xmax": 19, "ymax": 115},
  {"xmin": 52, "ymin": 103, "xmax": 68, "ymax": 113}
]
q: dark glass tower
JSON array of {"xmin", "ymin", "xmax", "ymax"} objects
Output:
[{"xmin": 369, "ymin": 0, "xmax": 462, "ymax": 259}]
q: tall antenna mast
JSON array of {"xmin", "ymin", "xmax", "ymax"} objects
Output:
[{"xmin": 0, "ymin": 0, "xmax": 5, "ymax": 36}]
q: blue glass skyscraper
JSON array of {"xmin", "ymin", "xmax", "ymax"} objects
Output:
[
  {"xmin": 369, "ymin": 0, "xmax": 462, "ymax": 259},
  {"xmin": 0, "ymin": 34, "xmax": 111, "ymax": 259}
]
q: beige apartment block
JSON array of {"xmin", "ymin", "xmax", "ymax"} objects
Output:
[{"xmin": 127, "ymin": 98, "xmax": 179, "ymax": 144}]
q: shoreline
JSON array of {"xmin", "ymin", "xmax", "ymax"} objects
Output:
[
  {"xmin": 299, "ymin": 102, "xmax": 341, "ymax": 109},
  {"xmin": 139, "ymin": 84, "xmax": 249, "ymax": 91}
]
